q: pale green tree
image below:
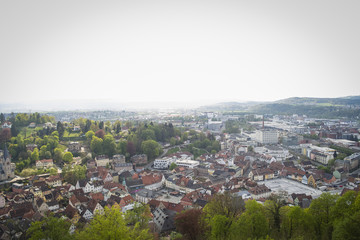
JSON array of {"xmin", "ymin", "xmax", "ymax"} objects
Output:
[{"xmin": 75, "ymin": 206, "xmax": 153, "ymax": 240}]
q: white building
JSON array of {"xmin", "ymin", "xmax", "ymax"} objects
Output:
[
  {"xmin": 175, "ymin": 159, "xmax": 200, "ymax": 169},
  {"xmin": 255, "ymin": 129, "xmax": 278, "ymax": 144},
  {"xmin": 153, "ymin": 157, "xmax": 177, "ymax": 169}
]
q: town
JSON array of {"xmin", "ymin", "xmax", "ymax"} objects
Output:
[{"xmin": 0, "ymin": 109, "xmax": 359, "ymax": 239}]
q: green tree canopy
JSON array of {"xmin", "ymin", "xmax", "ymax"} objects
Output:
[
  {"xmin": 62, "ymin": 152, "xmax": 73, "ymax": 163},
  {"xmin": 141, "ymin": 140, "xmax": 162, "ymax": 160},
  {"xmin": 103, "ymin": 134, "xmax": 117, "ymax": 157},
  {"xmin": 75, "ymin": 206, "xmax": 153, "ymax": 240},
  {"xmin": 27, "ymin": 214, "xmax": 72, "ymax": 240},
  {"xmin": 90, "ymin": 136, "xmax": 103, "ymax": 155}
]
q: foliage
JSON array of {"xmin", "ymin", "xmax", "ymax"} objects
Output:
[
  {"xmin": 251, "ymin": 103, "xmax": 360, "ymax": 118},
  {"xmin": 224, "ymin": 120, "xmax": 240, "ymax": 134},
  {"xmin": 95, "ymin": 129, "xmax": 105, "ymax": 139},
  {"xmin": 175, "ymin": 208, "xmax": 205, "ymax": 240},
  {"xmin": 62, "ymin": 152, "xmax": 73, "ymax": 163},
  {"xmin": 103, "ymin": 134, "xmax": 117, "ymax": 157},
  {"xmin": 53, "ymin": 148, "xmax": 63, "ymax": 164},
  {"xmin": 19, "ymin": 167, "xmax": 57, "ymax": 177},
  {"xmin": 232, "ymin": 200, "xmax": 269, "ymax": 240},
  {"xmin": 264, "ymin": 194, "xmax": 287, "ymax": 237},
  {"xmin": 203, "ymin": 192, "xmax": 245, "ymax": 239},
  {"xmin": 141, "ymin": 140, "xmax": 162, "ymax": 160},
  {"xmin": 0, "ymin": 128, "xmax": 11, "ymax": 143},
  {"xmin": 27, "ymin": 214, "xmax": 72, "ymax": 240},
  {"xmin": 302, "ymin": 134, "xmax": 320, "ymax": 140},
  {"xmin": 309, "ymin": 193, "xmax": 338, "ymax": 240},
  {"xmin": 169, "ymin": 162, "xmax": 177, "ymax": 170},
  {"xmin": 90, "ymin": 136, "xmax": 103, "ymax": 155},
  {"xmin": 329, "ymin": 145, "xmax": 355, "ymax": 156},
  {"xmin": 75, "ymin": 206, "xmax": 153, "ymax": 240},
  {"xmin": 124, "ymin": 203, "xmax": 152, "ymax": 229},
  {"xmin": 62, "ymin": 165, "xmax": 86, "ymax": 185}
]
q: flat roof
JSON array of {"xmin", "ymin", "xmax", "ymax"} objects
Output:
[{"xmin": 259, "ymin": 178, "xmax": 323, "ymax": 198}]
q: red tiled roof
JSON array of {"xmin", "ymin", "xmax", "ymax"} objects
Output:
[{"xmin": 142, "ymin": 173, "xmax": 162, "ymax": 185}]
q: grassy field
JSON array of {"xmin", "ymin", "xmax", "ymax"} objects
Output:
[
  {"xmin": 18, "ymin": 127, "xmax": 42, "ymax": 138},
  {"xmin": 63, "ymin": 130, "xmax": 81, "ymax": 138}
]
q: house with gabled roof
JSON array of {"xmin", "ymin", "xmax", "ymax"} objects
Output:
[
  {"xmin": 248, "ymin": 184, "xmax": 271, "ymax": 199},
  {"xmin": 64, "ymin": 205, "xmax": 80, "ymax": 224},
  {"xmin": 87, "ymin": 199, "xmax": 104, "ymax": 215},
  {"xmin": 81, "ymin": 208, "xmax": 93, "ymax": 221},
  {"xmin": 48, "ymin": 201, "xmax": 59, "ymax": 212},
  {"xmin": 46, "ymin": 175, "xmax": 62, "ymax": 187},
  {"xmin": 119, "ymin": 195, "xmax": 134, "ymax": 209},
  {"xmin": 34, "ymin": 198, "xmax": 48, "ymax": 215}
]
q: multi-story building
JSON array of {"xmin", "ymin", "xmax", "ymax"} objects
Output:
[
  {"xmin": 131, "ymin": 154, "xmax": 148, "ymax": 166},
  {"xmin": 344, "ymin": 152, "xmax": 360, "ymax": 171},
  {"xmin": 255, "ymin": 129, "xmax": 278, "ymax": 144},
  {"xmin": 175, "ymin": 159, "xmax": 200, "ymax": 169},
  {"xmin": 95, "ymin": 155, "xmax": 110, "ymax": 167},
  {"xmin": 302, "ymin": 145, "xmax": 335, "ymax": 165},
  {"xmin": 154, "ymin": 157, "xmax": 176, "ymax": 169}
]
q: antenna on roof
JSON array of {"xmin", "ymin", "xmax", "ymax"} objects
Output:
[{"xmin": 262, "ymin": 115, "xmax": 265, "ymax": 129}]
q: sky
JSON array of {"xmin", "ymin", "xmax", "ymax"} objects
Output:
[{"xmin": 1, "ymin": 0, "xmax": 360, "ymax": 109}]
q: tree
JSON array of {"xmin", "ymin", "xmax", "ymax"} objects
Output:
[
  {"xmin": 140, "ymin": 129, "xmax": 156, "ymax": 141},
  {"xmin": 39, "ymin": 145, "xmax": 48, "ymax": 159},
  {"xmin": 203, "ymin": 192, "xmax": 245, "ymax": 239},
  {"xmin": 309, "ymin": 192, "xmax": 338, "ymax": 240},
  {"xmin": 103, "ymin": 134, "xmax": 117, "ymax": 157},
  {"xmin": 117, "ymin": 139, "xmax": 127, "ymax": 155},
  {"xmin": 332, "ymin": 191, "xmax": 360, "ymax": 240},
  {"xmin": 31, "ymin": 148, "xmax": 39, "ymax": 164},
  {"xmin": 232, "ymin": 200, "xmax": 269, "ymax": 240},
  {"xmin": 169, "ymin": 162, "xmax": 177, "ymax": 170},
  {"xmin": 115, "ymin": 122, "xmax": 121, "ymax": 134},
  {"xmin": 264, "ymin": 194, "xmax": 287, "ymax": 238},
  {"xmin": 11, "ymin": 124, "xmax": 18, "ymax": 137},
  {"xmin": 75, "ymin": 206, "xmax": 153, "ymax": 240},
  {"xmin": 175, "ymin": 208, "xmax": 205, "ymax": 240},
  {"xmin": 282, "ymin": 206, "xmax": 315, "ymax": 240},
  {"xmin": 141, "ymin": 140, "xmax": 162, "ymax": 160},
  {"xmin": 126, "ymin": 141, "xmax": 136, "ymax": 156},
  {"xmin": 56, "ymin": 121, "xmax": 65, "ymax": 139},
  {"xmin": 90, "ymin": 136, "xmax": 103, "ymax": 155},
  {"xmin": 62, "ymin": 165, "xmax": 86, "ymax": 185},
  {"xmin": 62, "ymin": 152, "xmax": 73, "ymax": 163},
  {"xmin": 0, "ymin": 113, "xmax": 4, "ymax": 123},
  {"xmin": 124, "ymin": 203, "xmax": 152, "ymax": 229},
  {"xmin": 170, "ymin": 137, "xmax": 176, "ymax": 146},
  {"xmin": 99, "ymin": 121, "xmax": 104, "ymax": 130},
  {"xmin": 0, "ymin": 128, "xmax": 11, "ymax": 143},
  {"xmin": 95, "ymin": 129, "xmax": 105, "ymax": 139},
  {"xmin": 27, "ymin": 214, "xmax": 72, "ymax": 240},
  {"xmin": 53, "ymin": 148, "xmax": 63, "ymax": 164},
  {"xmin": 85, "ymin": 130, "xmax": 95, "ymax": 141}
]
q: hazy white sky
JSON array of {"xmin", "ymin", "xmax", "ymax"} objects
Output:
[{"xmin": 1, "ymin": 0, "xmax": 359, "ymax": 106}]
